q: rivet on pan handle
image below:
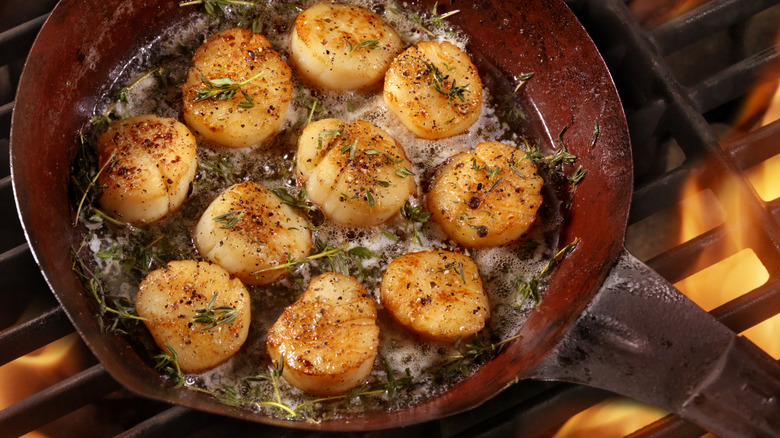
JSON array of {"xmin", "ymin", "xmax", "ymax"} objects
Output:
[{"xmin": 530, "ymin": 250, "xmax": 780, "ymax": 438}]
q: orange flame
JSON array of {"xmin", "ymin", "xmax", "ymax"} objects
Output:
[{"xmin": 0, "ymin": 333, "xmax": 87, "ymax": 438}]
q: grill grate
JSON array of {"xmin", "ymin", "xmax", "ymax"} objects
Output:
[{"xmin": 2, "ymin": 0, "xmax": 780, "ymax": 436}]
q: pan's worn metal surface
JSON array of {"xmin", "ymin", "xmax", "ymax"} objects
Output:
[{"xmin": 10, "ymin": 0, "xmax": 780, "ymax": 435}]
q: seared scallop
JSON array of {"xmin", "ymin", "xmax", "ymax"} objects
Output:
[
  {"xmin": 380, "ymin": 250, "xmax": 489, "ymax": 343},
  {"xmin": 296, "ymin": 118, "xmax": 417, "ymax": 226},
  {"xmin": 194, "ymin": 181, "xmax": 312, "ymax": 285},
  {"xmin": 383, "ymin": 41, "xmax": 483, "ymax": 139},
  {"xmin": 427, "ymin": 141, "xmax": 543, "ymax": 247},
  {"xmin": 182, "ymin": 27, "xmax": 293, "ymax": 149},
  {"xmin": 291, "ymin": 3, "xmax": 402, "ymax": 90},
  {"xmin": 266, "ymin": 272, "xmax": 380, "ymax": 396},
  {"xmin": 136, "ymin": 260, "xmax": 251, "ymax": 373},
  {"xmin": 97, "ymin": 114, "xmax": 197, "ymax": 225}
]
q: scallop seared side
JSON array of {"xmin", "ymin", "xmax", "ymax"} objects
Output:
[
  {"xmin": 427, "ymin": 141, "xmax": 543, "ymax": 247},
  {"xmin": 296, "ymin": 118, "xmax": 417, "ymax": 226},
  {"xmin": 266, "ymin": 272, "xmax": 380, "ymax": 396},
  {"xmin": 291, "ymin": 3, "xmax": 402, "ymax": 90},
  {"xmin": 182, "ymin": 27, "xmax": 293, "ymax": 149},
  {"xmin": 136, "ymin": 260, "xmax": 251, "ymax": 373},
  {"xmin": 97, "ymin": 114, "xmax": 198, "ymax": 225},
  {"xmin": 383, "ymin": 41, "xmax": 483, "ymax": 139},
  {"xmin": 194, "ymin": 181, "xmax": 312, "ymax": 285},
  {"xmin": 380, "ymin": 250, "xmax": 489, "ymax": 343}
]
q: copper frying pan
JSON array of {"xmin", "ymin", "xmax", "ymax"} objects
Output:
[{"xmin": 10, "ymin": 0, "xmax": 780, "ymax": 435}]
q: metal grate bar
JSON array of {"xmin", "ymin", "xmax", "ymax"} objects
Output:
[
  {"xmin": 650, "ymin": 0, "xmax": 780, "ymax": 55},
  {"xmin": 725, "ymin": 118, "xmax": 780, "ymax": 171},
  {"xmin": 0, "ymin": 14, "xmax": 46, "ymax": 67},
  {"xmin": 0, "ymin": 305, "xmax": 71, "ymax": 367},
  {"xmin": 0, "ymin": 364, "xmax": 120, "ymax": 438},
  {"xmin": 688, "ymin": 44, "xmax": 780, "ymax": 114}
]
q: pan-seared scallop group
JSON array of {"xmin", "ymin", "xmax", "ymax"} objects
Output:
[{"xmin": 98, "ymin": 2, "xmax": 557, "ymax": 400}]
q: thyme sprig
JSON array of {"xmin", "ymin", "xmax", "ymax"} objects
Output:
[
  {"xmin": 427, "ymin": 333, "xmax": 523, "ymax": 377},
  {"xmin": 191, "ymin": 71, "xmax": 263, "ymax": 105},
  {"xmin": 252, "ymin": 244, "xmax": 345, "ymax": 276},
  {"xmin": 192, "ymin": 292, "xmax": 240, "ymax": 331},
  {"xmin": 73, "ymin": 149, "xmax": 117, "ymax": 226},
  {"xmin": 471, "ymin": 158, "xmax": 503, "ymax": 180},
  {"xmin": 422, "ymin": 60, "xmax": 469, "ymax": 104},
  {"xmin": 73, "ymin": 254, "xmax": 148, "ymax": 334},
  {"xmin": 272, "ymin": 187, "xmax": 315, "ymax": 212},
  {"xmin": 155, "ymin": 344, "xmax": 185, "ymax": 388},
  {"xmin": 179, "ymin": 0, "xmax": 258, "ymax": 16},
  {"xmin": 514, "ymin": 238, "xmax": 580, "ymax": 308},
  {"xmin": 212, "ymin": 210, "xmax": 245, "ymax": 229},
  {"xmin": 397, "ymin": 1, "xmax": 460, "ymax": 37},
  {"xmin": 309, "ymin": 239, "xmax": 377, "ymax": 280},
  {"xmin": 245, "ymin": 360, "xmax": 298, "ymax": 417},
  {"xmin": 401, "ymin": 200, "xmax": 432, "ymax": 245},
  {"xmin": 344, "ymin": 38, "xmax": 380, "ymax": 56}
]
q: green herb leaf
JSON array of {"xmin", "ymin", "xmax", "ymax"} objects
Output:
[
  {"xmin": 271, "ymin": 187, "xmax": 315, "ymax": 211},
  {"xmin": 345, "ymin": 37, "xmax": 380, "ymax": 56},
  {"xmin": 212, "ymin": 210, "xmax": 245, "ymax": 229},
  {"xmin": 191, "ymin": 71, "xmax": 263, "ymax": 105},
  {"xmin": 193, "ymin": 292, "xmax": 240, "ymax": 331}
]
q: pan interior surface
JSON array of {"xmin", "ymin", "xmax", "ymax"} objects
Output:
[{"xmin": 10, "ymin": 0, "xmax": 631, "ymax": 430}]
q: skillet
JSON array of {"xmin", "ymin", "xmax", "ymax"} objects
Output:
[{"xmin": 10, "ymin": 0, "xmax": 780, "ymax": 435}]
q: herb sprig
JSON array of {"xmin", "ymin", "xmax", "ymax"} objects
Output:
[
  {"xmin": 191, "ymin": 71, "xmax": 263, "ymax": 106},
  {"xmin": 212, "ymin": 210, "xmax": 245, "ymax": 229},
  {"xmin": 344, "ymin": 38, "xmax": 380, "ymax": 56},
  {"xmin": 192, "ymin": 292, "xmax": 240, "ymax": 330},
  {"xmin": 179, "ymin": 0, "xmax": 259, "ymax": 16},
  {"xmin": 422, "ymin": 60, "xmax": 469, "ymax": 104},
  {"xmin": 271, "ymin": 187, "xmax": 315, "ymax": 212},
  {"xmin": 514, "ymin": 238, "xmax": 580, "ymax": 308}
]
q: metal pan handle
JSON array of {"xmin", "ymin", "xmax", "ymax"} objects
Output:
[{"xmin": 530, "ymin": 250, "xmax": 780, "ymax": 437}]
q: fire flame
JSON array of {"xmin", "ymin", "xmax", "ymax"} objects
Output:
[{"xmin": 0, "ymin": 333, "xmax": 86, "ymax": 438}]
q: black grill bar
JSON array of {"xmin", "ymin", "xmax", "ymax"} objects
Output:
[
  {"xmin": 0, "ymin": 14, "xmax": 46, "ymax": 67},
  {"xmin": 0, "ymin": 364, "xmax": 120, "ymax": 438},
  {"xmin": 689, "ymin": 45, "xmax": 780, "ymax": 114},
  {"xmin": 650, "ymin": 0, "xmax": 779, "ymax": 55},
  {"xmin": 0, "ymin": 305, "xmax": 71, "ymax": 367},
  {"xmin": 1, "ymin": 0, "xmax": 779, "ymax": 436}
]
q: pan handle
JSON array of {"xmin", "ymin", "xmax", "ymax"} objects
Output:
[{"xmin": 530, "ymin": 249, "xmax": 780, "ymax": 438}]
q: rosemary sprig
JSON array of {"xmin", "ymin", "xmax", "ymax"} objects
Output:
[
  {"xmin": 212, "ymin": 210, "xmax": 245, "ymax": 229},
  {"xmin": 271, "ymin": 187, "xmax": 315, "ymax": 212},
  {"xmin": 344, "ymin": 37, "xmax": 380, "ymax": 56},
  {"xmin": 192, "ymin": 292, "xmax": 240, "ymax": 331},
  {"xmin": 155, "ymin": 344, "xmax": 184, "ymax": 388},
  {"xmin": 191, "ymin": 71, "xmax": 263, "ymax": 105}
]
